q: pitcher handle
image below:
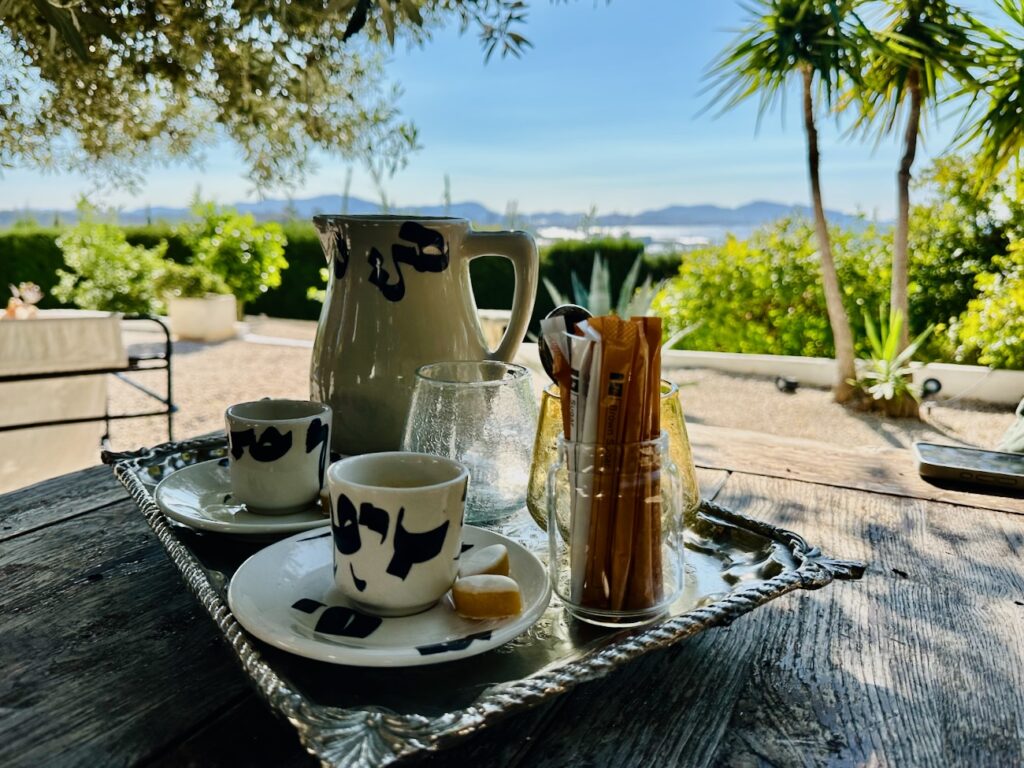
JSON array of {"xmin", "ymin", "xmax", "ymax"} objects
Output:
[{"xmin": 461, "ymin": 230, "xmax": 539, "ymax": 362}]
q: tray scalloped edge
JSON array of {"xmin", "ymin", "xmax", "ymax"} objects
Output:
[{"xmin": 104, "ymin": 434, "xmax": 864, "ymax": 768}]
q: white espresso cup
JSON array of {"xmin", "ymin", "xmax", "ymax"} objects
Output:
[
  {"xmin": 225, "ymin": 399, "xmax": 332, "ymax": 514},
  {"xmin": 327, "ymin": 452, "xmax": 468, "ymax": 617}
]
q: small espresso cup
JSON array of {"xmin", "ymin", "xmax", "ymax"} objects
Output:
[
  {"xmin": 225, "ymin": 399, "xmax": 332, "ymax": 514},
  {"xmin": 327, "ymin": 452, "xmax": 468, "ymax": 617}
]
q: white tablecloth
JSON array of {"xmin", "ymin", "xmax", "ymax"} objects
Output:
[{"xmin": 0, "ymin": 310, "xmax": 127, "ymax": 492}]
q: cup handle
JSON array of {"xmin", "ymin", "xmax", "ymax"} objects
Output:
[{"xmin": 460, "ymin": 230, "xmax": 539, "ymax": 361}]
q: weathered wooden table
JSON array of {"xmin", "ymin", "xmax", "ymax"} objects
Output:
[{"xmin": 3, "ymin": 425, "xmax": 1023, "ymax": 767}]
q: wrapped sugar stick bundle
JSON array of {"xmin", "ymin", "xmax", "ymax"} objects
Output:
[
  {"xmin": 548, "ymin": 311, "xmax": 671, "ymax": 615},
  {"xmin": 577, "ymin": 316, "xmax": 637, "ymax": 608}
]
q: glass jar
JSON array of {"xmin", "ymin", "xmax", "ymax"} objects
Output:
[
  {"xmin": 547, "ymin": 433, "xmax": 685, "ymax": 627},
  {"xmin": 528, "ymin": 380, "xmax": 700, "ymax": 536}
]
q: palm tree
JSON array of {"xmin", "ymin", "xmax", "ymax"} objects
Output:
[
  {"xmin": 847, "ymin": 0, "xmax": 977, "ymax": 348},
  {"xmin": 955, "ymin": 0, "xmax": 1024, "ymax": 197},
  {"xmin": 708, "ymin": 0, "xmax": 862, "ymax": 402}
]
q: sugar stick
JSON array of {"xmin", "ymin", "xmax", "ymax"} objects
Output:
[
  {"xmin": 646, "ymin": 317, "xmax": 664, "ymax": 604},
  {"xmin": 608, "ymin": 323, "xmax": 648, "ymax": 610},
  {"xmin": 540, "ymin": 316, "xmax": 573, "ymax": 436},
  {"xmin": 567, "ymin": 332, "xmax": 596, "ymax": 603}
]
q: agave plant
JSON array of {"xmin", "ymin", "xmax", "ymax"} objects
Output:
[
  {"xmin": 853, "ymin": 306, "xmax": 933, "ymax": 404},
  {"xmin": 543, "ymin": 252, "xmax": 659, "ymax": 319},
  {"xmin": 542, "ymin": 252, "xmax": 701, "ymax": 348}
]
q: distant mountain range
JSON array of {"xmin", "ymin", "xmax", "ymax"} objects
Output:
[{"xmin": 0, "ymin": 195, "xmax": 874, "ymax": 229}]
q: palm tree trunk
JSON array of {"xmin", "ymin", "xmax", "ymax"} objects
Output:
[
  {"xmin": 893, "ymin": 67, "xmax": 921, "ymax": 350},
  {"xmin": 802, "ymin": 67, "xmax": 856, "ymax": 402},
  {"xmin": 1016, "ymin": 154, "xmax": 1023, "ymax": 203}
]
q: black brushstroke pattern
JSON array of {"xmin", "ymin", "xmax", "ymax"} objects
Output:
[
  {"xmin": 417, "ymin": 630, "xmax": 492, "ymax": 656},
  {"xmin": 228, "ymin": 430, "xmax": 248, "ymax": 460},
  {"xmin": 333, "ymin": 493, "xmax": 361, "ymax": 554},
  {"xmin": 358, "ymin": 502, "xmax": 389, "ymax": 544},
  {"xmin": 292, "ymin": 598, "xmax": 325, "ymax": 614},
  {"xmin": 217, "ymin": 457, "xmax": 229, "ymax": 467},
  {"xmin": 366, "ymin": 222, "xmax": 449, "ymax": 303},
  {"xmin": 314, "ymin": 606, "xmax": 382, "ymax": 638},
  {"xmin": 297, "ymin": 531, "xmax": 331, "ymax": 542},
  {"xmin": 399, "ymin": 221, "xmax": 447, "ymax": 256},
  {"xmin": 367, "ymin": 246, "xmax": 403, "ymax": 302},
  {"xmin": 386, "ymin": 508, "xmax": 450, "ymax": 580},
  {"xmin": 305, "ymin": 417, "xmax": 330, "ymax": 489},
  {"xmin": 349, "ymin": 563, "xmax": 367, "ymax": 592},
  {"xmin": 229, "ymin": 427, "xmax": 292, "ymax": 462}
]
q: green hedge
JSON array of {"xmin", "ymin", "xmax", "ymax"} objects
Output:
[
  {"xmin": 292, "ymin": 233, "xmax": 673, "ymax": 329},
  {"xmin": 654, "ymin": 218, "xmax": 878, "ymax": 359},
  {"xmin": 0, "ymin": 228, "xmax": 69, "ymax": 309},
  {"xmin": 0, "ymin": 226, "xmax": 679, "ymax": 329},
  {"xmin": 123, "ymin": 226, "xmax": 192, "ymax": 264},
  {"xmin": 651, "ymin": 214, "xmax": 1022, "ymax": 367},
  {"xmin": 249, "ymin": 222, "xmax": 324, "ymax": 320},
  {"xmin": 249, "ymin": 228, "xmax": 672, "ymax": 325},
  {"xmin": 470, "ymin": 237, "xmax": 681, "ymax": 332}
]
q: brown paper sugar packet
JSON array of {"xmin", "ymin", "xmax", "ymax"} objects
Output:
[
  {"xmin": 608, "ymin": 322, "xmax": 649, "ymax": 610},
  {"xmin": 646, "ymin": 317, "xmax": 664, "ymax": 603}
]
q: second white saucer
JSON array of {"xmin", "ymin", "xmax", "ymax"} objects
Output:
[{"xmin": 154, "ymin": 459, "xmax": 329, "ymax": 535}]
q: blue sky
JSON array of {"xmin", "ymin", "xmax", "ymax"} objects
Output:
[{"xmin": 0, "ymin": 0, "xmax": 987, "ymax": 218}]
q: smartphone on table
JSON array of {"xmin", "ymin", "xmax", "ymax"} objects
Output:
[{"xmin": 913, "ymin": 442, "xmax": 1024, "ymax": 491}]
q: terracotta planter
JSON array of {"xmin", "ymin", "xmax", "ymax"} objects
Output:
[{"xmin": 168, "ymin": 294, "xmax": 237, "ymax": 342}]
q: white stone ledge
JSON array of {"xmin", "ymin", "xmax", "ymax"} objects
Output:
[{"xmin": 662, "ymin": 350, "xmax": 1024, "ymax": 406}]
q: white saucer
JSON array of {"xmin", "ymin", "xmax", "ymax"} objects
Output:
[
  {"xmin": 154, "ymin": 460, "xmax": 330, "ymax": 536},
  {"xmin": 227, "ymin": 525, "xmax": 552, "ymax": 667}
]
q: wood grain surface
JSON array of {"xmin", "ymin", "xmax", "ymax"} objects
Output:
[
  {"xmin": 689, "ymin": 423, "xmax": 1024, "ymax": 515},
  {"xmin": 0, "ymin": 500, "xmax": 252, "ymax": 767},
  {"xmin": 2, "ymin": 442, "xmax": 1022, "ymax": 767},
  {"xmin": 0, "ymin": 463, "xmax": 127, "ymax": 542},
  {"xmin": 707, "ymin": 473, "xmax": 1024, "ymax": 766}
]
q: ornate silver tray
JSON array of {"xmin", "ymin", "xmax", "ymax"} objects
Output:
[{"xmin": 104, "ymin": 434, "xmax": 864, "ymax": 768}]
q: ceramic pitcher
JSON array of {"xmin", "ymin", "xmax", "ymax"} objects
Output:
[{"xmin": 311, "ymin": 215, "xmax": 539, "ymax": 455}]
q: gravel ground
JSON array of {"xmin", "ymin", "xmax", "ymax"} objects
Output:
[
  {"xmin": 666, "ymin": 368, "xmax": 1014, "ymax": 451},
  {"xmin": 106, "ymin": 317, "xmax": 1016, "ymax": 453}
]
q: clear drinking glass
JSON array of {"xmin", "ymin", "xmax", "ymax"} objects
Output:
[
  {"xmin": 402, "ymin": 361, "xmax": 538, "ymax": 524},
  {"xmin": 527, "ymin": 380, "xmax": 700, "ymax": 535},
  {"xmin": 547, "ymin": 433, "xmax": 685, "ymax": 627}
]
